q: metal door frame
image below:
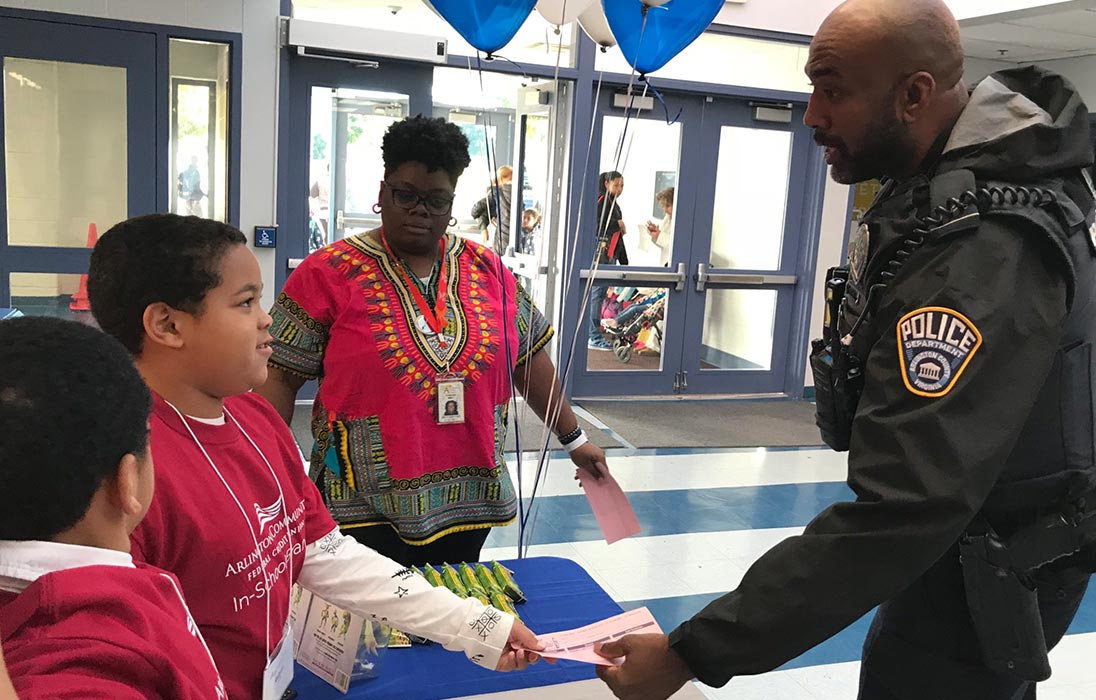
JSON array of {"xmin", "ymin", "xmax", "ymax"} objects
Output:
[
  {"xmin": 277, "ymin": 53, "xmax": 434, "ymax": 294},
  {"xmin": 0, "ymin": 16, "xmax": 157, "ymax": 304},
  {"xmin": 677, "ymin": 97, "xmax": 820, "ymax": 396},
  {"xmin": 566, "ymin": 86, "xmax": 705, "ymax": 397},
  {"xmin": 568, "ymin": 87, "xmax": 825, "ymax": 398},
  {"xmin": 0, "ymin": 7, "xmax": 242, "ymax": 309}
]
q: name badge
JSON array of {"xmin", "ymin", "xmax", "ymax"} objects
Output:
[
  {"xmin": 263, "ymin": 621, "xmax": 295, "ymax": 700},
  {"xmin": 436, "ymin": 372, "xmax": 466, "ymax": 425}
]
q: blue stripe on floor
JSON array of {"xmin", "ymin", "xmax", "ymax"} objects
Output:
[
  {"xmin": 487, "ymin": 481, "xmax": 855, "ymax": 547},
  {"xmin": 620, "ymin": 583, "xmax": 1096, "ymax": 670}
]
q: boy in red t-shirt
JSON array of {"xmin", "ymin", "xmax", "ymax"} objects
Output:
[
  {"xmin": 87, "ymin": 214, "xmax": 540, "ymax": 700},
  {"xmin": 0, "ymin": 317, "xmax": 226, "ymax": 700}
]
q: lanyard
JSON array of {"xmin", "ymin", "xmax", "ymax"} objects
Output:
[
  {"xmin": 379, "ymin": 229, "xmax": 449, "ymax": 334},
  {"xmin": 164, "ymin": 401, "xmax": 293, "ymax": 661}
]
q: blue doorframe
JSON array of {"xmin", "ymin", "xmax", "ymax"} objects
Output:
[
  {"xmin": 0, "ymin": 7, "xmax": 243, "ymax": 310},
  {"xmin": 275, "ymin": 55, "xmax": 433, "ymax": 295},
  {"xmin": 675, "ymin": 97, "xmax": 821, "ymax": 396},
  {"xmin": 565, "ymin": 84, "xmax": 824, "ymax": 398},
  {"xmin": 0, "ymin": 15, "xmax": 156, "ymax": 306}
]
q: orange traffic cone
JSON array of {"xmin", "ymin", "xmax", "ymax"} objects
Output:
[{"xmin": 69, "ymin": 223, "xmax": 97, "ymax": 311}]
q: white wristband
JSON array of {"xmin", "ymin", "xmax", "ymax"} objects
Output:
[{"xmin": 563, "ymin": 432, "xmax": 589, "ymax": 453}]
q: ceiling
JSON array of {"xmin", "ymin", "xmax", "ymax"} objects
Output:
[
  {"xmin": 293, "ymin": 0, "xmax": 1096, "ymax": 64},
  {"xmin": 961, "ymin": 3, "xmax": 1096, "ymax": 62}
]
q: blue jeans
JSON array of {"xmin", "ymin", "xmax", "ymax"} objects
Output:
[{"xmin": 587, "ymin": 283, "xmax": 608, "ymax": 343}]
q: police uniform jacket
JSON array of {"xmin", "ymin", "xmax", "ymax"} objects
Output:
[{"xmin": 668, "ymin": 66, "xmax": 1096, "ymax": 686}]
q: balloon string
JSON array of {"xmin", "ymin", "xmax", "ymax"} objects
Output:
[
  {"xmin": 482, "ymin": 52, "xmax": 532, "ymax": 80},
  {"xmin": 639, "ymin": 77, "xmax": 682, "ymax": 125}
]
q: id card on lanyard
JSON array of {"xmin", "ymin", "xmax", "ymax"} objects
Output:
[{"xmin": 263, "ymin": 619, "xmax": 295, "ymax": 700}]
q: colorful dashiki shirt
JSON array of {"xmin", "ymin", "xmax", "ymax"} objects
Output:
[{"xmin": 269, "ymin": 232, "xmax": 553, "ymax": 544}]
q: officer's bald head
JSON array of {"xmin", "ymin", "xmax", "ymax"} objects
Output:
[{"xmin": 805, "ymin": 0, "xmax": 970, "ymax": 183}]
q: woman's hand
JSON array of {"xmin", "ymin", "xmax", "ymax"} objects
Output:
[{"xmin": 570, "ymin": 443, "xmax": 608, "ymax": 481}]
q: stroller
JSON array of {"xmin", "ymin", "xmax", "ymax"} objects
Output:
[{"xmin": 601, "ymin": 295, "xmax": 665, "ymax": 364}]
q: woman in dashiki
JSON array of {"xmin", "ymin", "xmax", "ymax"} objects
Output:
[{"xmin": 257, "ymin": 116, "xmax": 608, "ymax": 567}]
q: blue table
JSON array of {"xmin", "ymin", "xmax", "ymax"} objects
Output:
[{"xmin": 290, "ymin": 556, "xmax": 623, "ymax": 700}]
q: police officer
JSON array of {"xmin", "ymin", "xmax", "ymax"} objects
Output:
[{"xmin": 596, "ymin": 1, "xmax": 1096, "ymax": 698}]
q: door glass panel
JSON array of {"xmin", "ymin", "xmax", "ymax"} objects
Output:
[
  {"xmin": 587, "ymin": 286, "xmax": 669, "ymax": 372},
  {"xmin": 598, "ymin": 115, "xmax": 680, "ymax": 268},
  {"xmin": 433, "ymin": 67, "xmax": 526, "ymax": 248},
  {"xmin": 4, "ymin": 58, "xmax": 126, "ymax": 247},
  {"xmin": 710, "ymin": 127, "xmax": 792, "ymax": 270},
  {"xmin": 309, "ymin": 87, "xmax": 409, "ymax": 250},
  {"xmin": 169, "ymin": 39, "xmax": 230, "ymax": 222},
  {"xmin": 8, "ymin": 272, "xmax": 97, "ymax": 325},
  {"xmin": 701, "ymin": 289, "xmax": 776, "ymax": 371}
]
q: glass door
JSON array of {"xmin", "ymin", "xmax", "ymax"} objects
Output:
[
  {"xmin": 0, "ymin": 16, "xmax": 157, "ymax": 322},
  {"xmin": 569, "ymin": 90, "xmax": 820, "ymax": 398},
  {"xmin": 568, "ymin": 89, "xmax": 702, "ymax": 397},
  {"xmin": 680, "ymin": 98, "xmax": 816, "ymax": 395},
  {"xmin": 504, "ymin": 83, "xmax": 562, "ymax": 325},
  {"xmin": 278, "ymin": 55, "xmax": 433, "ymax": 293}
]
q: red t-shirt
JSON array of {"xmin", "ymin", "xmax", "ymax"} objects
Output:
[
  {"xmin": 132, "ymin": 392, "xmax": 338, "ymax": 700},
  {"xmin": 0, "ymin": 563, "xmax": 225, "ymax": 699}
]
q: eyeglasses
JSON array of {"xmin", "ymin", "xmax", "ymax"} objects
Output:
[{"xmin": 384, "ymin": 181, "xmax": 454, "ymax": 217}]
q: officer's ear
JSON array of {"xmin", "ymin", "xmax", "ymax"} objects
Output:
[{"xmin": 899, "ymin": 71, "xmax": 935, "ymax": 123}]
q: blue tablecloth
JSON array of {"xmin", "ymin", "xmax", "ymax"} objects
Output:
[{"xmin": 290, "ymin": 556, "xmax": 622, "ymax": 699}]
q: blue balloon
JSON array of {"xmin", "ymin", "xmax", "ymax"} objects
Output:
[
  {"xmin": 426, "ymin": 0, "xmax": 538, "ymax": 55},
  {"xmin": 602, "ymin": 0, "xmax": 723, "ymax": 76}
]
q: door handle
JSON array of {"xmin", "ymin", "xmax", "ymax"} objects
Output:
[
  {"xmin": 695, "ymin": 263, "xmax": 709, "ymax": 292},
  {"xmin": 673, "ymin": 262, "xmax": 686, "ymax": 291},
  {"xmin": 288, "ymin": 258, "xmax": 305, "ymax": 270},
  {"xmin": 336, "ymin": 209, "xmax": 345, "ymax": 231}
]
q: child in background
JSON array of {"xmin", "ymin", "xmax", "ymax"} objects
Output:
[
  {"xmin": 88, "ymin": 214, "xmax": 540, "ymax": 700},
  {"xmin": 0, "ymin": 317, "xmax": 225, "ymax": 699}
]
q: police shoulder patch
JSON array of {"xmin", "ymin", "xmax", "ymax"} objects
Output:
[{"xmin": 896, "ymin": 306, "xmax": 982, "ymax": 398}]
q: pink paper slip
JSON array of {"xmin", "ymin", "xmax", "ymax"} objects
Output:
[
  {"xmin": 532, "ymin": 607, "xmax": 663, "ymax": 666},
  {"xmin": 578, "ymin": 469, "xmax": 641, "ymax": 545}
]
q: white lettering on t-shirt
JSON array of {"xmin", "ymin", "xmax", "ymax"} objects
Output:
[{"xmin": 226, "ymin": 497, "xmax": 309, "ymax": 614}]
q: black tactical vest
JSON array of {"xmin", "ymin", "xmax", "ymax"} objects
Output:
[{"xmin": 844, "ymin": 168, "xmax": 1096, "ymax": 516}]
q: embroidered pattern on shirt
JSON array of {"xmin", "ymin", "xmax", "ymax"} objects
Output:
[
  {"xmin": 316, "ymin": 531, "xmax": 345, "ymax": 556},
  {"xmin": 470, "ymin": 608, "xmax": 503, "ymax": 641}
]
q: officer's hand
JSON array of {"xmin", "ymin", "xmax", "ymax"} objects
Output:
[
  {"xmin": 595, "ymin": 634, "xmax": 693, "ymax": 700},
  {"xmin": 569, "ymin": 443, "xmax": 607, "ymax": 481}
]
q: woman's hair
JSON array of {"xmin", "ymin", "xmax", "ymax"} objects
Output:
[
  {"xmin": 656, "ymin": 186, "xmax": 675, "ymax": 209},
  {"xmin": 382, "ymin": 116, "xmax": 472, "ymax": 184},
  {"xmin": 599, "ymin": 171, "xmax": 623, "ymax": 195},
  {"xmin": 496, "ymin": 165, "xmax": 513, "ymax": 184}
]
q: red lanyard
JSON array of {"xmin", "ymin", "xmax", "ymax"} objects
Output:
[{"xmin": 379, "ymin": 229, "xmax": 449, "ymax": 335}]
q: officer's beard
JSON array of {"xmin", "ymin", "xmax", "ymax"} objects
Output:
[{"xmin": 819, "ymin": 87, "xmax": 919, "ymax": 185}]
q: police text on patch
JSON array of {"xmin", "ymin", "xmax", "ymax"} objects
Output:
[{"xmin": 896, "ymin": 307, "xmax": 983, "ymax": 398}]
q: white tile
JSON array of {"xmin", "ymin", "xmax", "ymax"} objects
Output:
[
  {"xmin": 713, "ymin": 527, "xmax": 804, "ymax": 568},
  {"xmin": 1041, "ymin": 684, "xmax": 1096, "ymax": 700},
  {"xmin": 572, "ymin": 538, "xmax": 655, "ymax": 570},
  {"xmin": 701, "ymin": 672, "xmax": 819, "ymax": 700},
  {"xmin": 594, "ymin": 562, "xmax": 694, "ymax": 601},
  {"xmin": 668, "ymin": 559, "xmax": 747, "ymax": 597},
  {"xmin": 509, "ymin": 447, "xmax": 849, "ymax": 498},
  {"xmin": 1043, "ymin": 633, "xmax": 1096, "ymax": 687},
  {"xmin": 783, "ymin": 661, "xmax": 862, "ymax": 699}
]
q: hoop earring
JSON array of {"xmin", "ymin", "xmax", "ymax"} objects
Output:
[
  {"xmin": 449, "ymin": 217, "xmax": 457, "ymax": 227},
  {"xmin": 372, "ymin": 203, "xmax": 382, "ymax": 214}
]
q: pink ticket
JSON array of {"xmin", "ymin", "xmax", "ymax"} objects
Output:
[
  {"xmin": 578, "ymin": 469, "xmax": 641, "ymax": 545},
  {"xmin": 530, "ymin": 607, "xmax": 662, "ymax": 666}
]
